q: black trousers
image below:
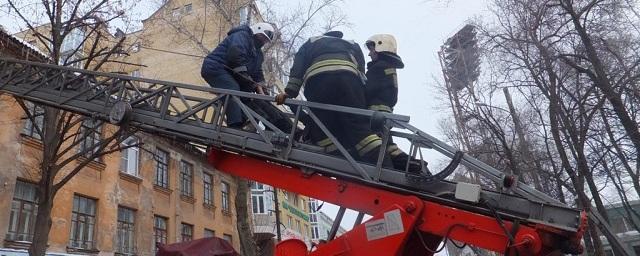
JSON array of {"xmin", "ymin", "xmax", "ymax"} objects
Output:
[{"xmin": 303, "ymin": 73, "xmax": 383, "ymax": 159}]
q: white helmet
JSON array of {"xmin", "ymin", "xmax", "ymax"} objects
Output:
[
  {"xmin": 250, "ymin": 22, "xmax": 275, "ymax": 42},
  {"xmin": 366, "ymin": 34, "xmax": 397, "ymax": 54}
]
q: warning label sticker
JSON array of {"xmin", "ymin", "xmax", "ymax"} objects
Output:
[
  {"xmin": 365, "ymin": 209, "xmax": 405, "ymax": 241},
  {"xmin": 384, "ymin": 209, "xmax": 404, "ymax": 236}
]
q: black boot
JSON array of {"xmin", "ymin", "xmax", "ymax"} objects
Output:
[
  {"xmin": 391, "ymin": 153, "xmax": 431, "ymax": 176},
  {"xmin": 360, "ymin": 148, "xmax": 393, "ymax": 168}
]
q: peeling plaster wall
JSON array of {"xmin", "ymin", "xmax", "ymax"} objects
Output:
[{"xmin": 0, "ymin": 95, "xmax": 241, "ymax": 255}]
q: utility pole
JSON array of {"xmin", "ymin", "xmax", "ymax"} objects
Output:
[{"xmin": 273, "ymin": 187, "xmax": 282, "ymax": 241}]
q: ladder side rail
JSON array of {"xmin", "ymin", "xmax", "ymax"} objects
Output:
[
  {"xmin": 392, "ymin": 120, "xmax": 564, "ymax": 206},
  {"xmin": 0, "ymin": 58, "xmax": 582, "ymax": 232}
]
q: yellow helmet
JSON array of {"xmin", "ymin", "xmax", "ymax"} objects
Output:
[{"xmin": 365, "ymin": 34, "xmax": 397, "ymax": 54}]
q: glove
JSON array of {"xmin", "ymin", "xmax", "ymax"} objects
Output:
[
  {"xmin": 275, "ymin": 93, "xmax": 289, "ymax": 105},
  {"xmin": 255, "ymin": 82, "xmax": 266, "ymax": 95}
]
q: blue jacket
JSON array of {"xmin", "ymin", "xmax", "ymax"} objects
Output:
[{"xmin": 201, "ymin": 25, "xmax": 265, "ymax": 83}]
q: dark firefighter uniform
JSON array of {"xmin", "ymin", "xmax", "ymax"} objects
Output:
[
  {"xmin": 365, "ymin": 48, "xmax": 429, "ymax": 174},
  {"xmin": 281, "ymin": 32, "xmax": 387, "ymax": 164}
]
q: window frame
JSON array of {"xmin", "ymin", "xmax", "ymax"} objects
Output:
[
  {"xmin": 116, "ymin": 207, "xmax": 136, "ymax": 255},
  {"xmin": 69, "ymin": 194, "xmax": 98, "ymax": 250},
  {"xmin": 153, "ymin": 215, "xmax": 168, "ymax": 252},
  {"xmin": 77, "ymin": 119, "xmax": 103, "ymax": 160},
  {"xmin": 204, "ymin": 228, "xmax": 215, "ymax": 238},
  {"xmin": 221, "ymin": 181, "xmax": 230, "ymax": 213},
  {"xmin": 21, "ymin": 102, "xmax": 44, "ymax": 140},
  {"xmin": 120, "ymin": 136, "xmax": 139, "ymax": 177},
  {"xmin": 251, "ymin": 193, "xmax": 266, "ymax": 214},
  {"xmin": 154, "ymin": 148, "xmax": 170, "ymax": 188},
  {"xmin": 203, "ymin": 172, "xmax": 214, "ymax": 206},
  {"xmin": 179, "ymin": 160, "xmax": 194, "ymax": 198},
  {"xmin": 6, "ymin": 180, "xmax": 39, "ymax": 242},
  {"xmin": 181, "ymin": 223, "xmax": 193, "ymax": 242}
]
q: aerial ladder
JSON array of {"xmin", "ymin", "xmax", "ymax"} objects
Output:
[{"xmin": 0, "ymin": 58, "xmax": 602, "ymax": 255}]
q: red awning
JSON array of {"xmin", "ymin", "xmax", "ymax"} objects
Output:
[{"xmin": 157, "ymin": 237, "xmax": 239, "ymax": 256}]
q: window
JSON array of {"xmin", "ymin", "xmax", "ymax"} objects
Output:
[
  {"xmin": 154, "ymin": 216, "xmax": 168, "ymax": 252},
  {"xmin": 610, "ymin": 217, "xmax": 628, "ymax": 234},
  {"xmin": 295, "ymin": 220, "xmax": 301, "ymax": 233},
  {"xmin": 155, "ymin": 148, "xmax": 169, "ymax": 188},
  {"xmin": 293, "ymin": 194, "xmax": 299, "ymax": 208},
  {"xmin": 311, "ymin": 226, "xmax": 319, "ymax": 239},
  {"xmin": 184, "ymin": 4, "xmax": 193, "ymax": 14},
  {"xmin": 120, "ymin": 136, "xmax": 139, "ymax": 176},
  {"xmin": 304, "ymin": 224, "xmax": 309, "ymax": 238},
  {"xmin": 309, "ymin": 200, "xmax": 318, "ymax": 223},
  {"xmin": 172, "ymin": 7, "xmax": 181, "ymax": 18},
  {"xmin": 181, "ymin": 223, "xmax": 193, "ymax": 242},
  {"xmin": 252, "ymin": 194, "xmax": 265, "ymax": 214},
  {"xmin": 309, "ymin": 200, "xmax": 317, "ymax": 213},
  {"xmin": 130, "ymin": 42, "xmax": 140, "ymax": 53},
  {"xmin": 116, "ymin": 207, "xmax": 136, "ymax": 255},
  {"xmin": 61, "ymin": 52, "xmax": 84, "ymax": 69},
  {"xmin": 251, "ymin": 182, "xmax": 266, "ymax": 214},
  {"xmin": 180, "ymin": 160, "xmax": 194, "ymax": 197},
  {"xmin": 238, "ymin": 6, "xmax": 249, "ymax": 25},
  {"xmin": 223, "ymin": 234, "xmax": 232, "ymax": 244},
  {"xmin": 204, "ymin": 229, "xmax": 215, "ymax": 238},
  {"xmin": 6, "ymin": 180, "xmax": 38, "ymax": 242},
  {"xmin": 61, "ymin": 28, "xmax": 85, "ymax": 54},
  {"xmin": 130, "ymin": 70, "xmax": 141, "ymax": 77},
  {"xmin": 22, "ymin": 102, "xmax": 44, "ymax": 140},
  {"xmin": 69, "ymin": 195, "xmax": 97, "ymax": 250},
  {"xmin": 221, "ymin": 181, "xmax": 230, "ymax": 212},
  {"xmin": 288, "ymin": 216, "xmax": 292, "ymax": 228},
  {"xmin": 203, "ymin": 172, "xmax": 214, "ymax": 206},
  {"xmin": 251, "ymin": 182, "xmax": 264, "ymax": 190},
  {"xmin": 78, "ymin": 119, "xmax": 102, "ymax": 159}
]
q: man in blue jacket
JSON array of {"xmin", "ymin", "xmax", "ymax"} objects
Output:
[{"xmin": 201, "ymin": 22, "xmax": 278, "ymax": 129}]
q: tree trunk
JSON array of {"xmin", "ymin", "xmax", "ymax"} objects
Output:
[
  {"xmin": 28, "ymin": 191, "xmax": 54, "ymax": 256},
  {"xmin": 235, "ymin": 177, "xmax": 258, "ymax": 256}
]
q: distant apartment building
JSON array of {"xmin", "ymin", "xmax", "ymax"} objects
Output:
[
  {"xmin": 251, "ymin": 182, "xmax": 313, "ymax": 245},
  {"xmin": 602, "ymin": 200, "xmax": 640, "ymax": 255},
  {"xmin": 308, "ymin": 198, "xmax": 347, "ymax": 242}
]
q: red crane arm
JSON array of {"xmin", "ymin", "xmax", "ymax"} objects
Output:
[{"xmin": 208, "ymin": 149, "xmax": 585, "ymax": 256}]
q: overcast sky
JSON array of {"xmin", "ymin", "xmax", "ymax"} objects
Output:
[{"xmin": 0, "ymin": 0, "xmax": 489, "ymax": 253}]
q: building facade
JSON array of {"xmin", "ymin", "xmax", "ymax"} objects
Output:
[
  {"xmin": 0, "ymin": 1, "xmax": 249, "ymax": 255},
  {"xmin": 251, "ymin": 183, "xmax": 313, "ymax": 245},
  {"xmin": 602, "ymin": 200, "xmax": 640, "ymax": 255},
  {"xmin": 307, "ymin": 199, "xmax": 346, "ymax": 243}
]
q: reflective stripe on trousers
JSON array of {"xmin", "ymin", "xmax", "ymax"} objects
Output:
[{"xmin": 355, "ymin": 134, "xmax": 383, "ymax": 156}]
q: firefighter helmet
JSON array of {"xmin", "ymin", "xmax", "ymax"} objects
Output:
[
  {"xmin": 250, "ymin": 22, "xmax": 275, "ymax": 42},
  {"xmin": 366, "ymin": 34, "xmax": 397, "ymax": 54}
]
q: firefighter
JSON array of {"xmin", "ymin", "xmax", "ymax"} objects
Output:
[
  {"xmin": 201, "ymin": 22, "xmax": 286, "ymax": 130},
  {"xmin": 275, "ymin": 31, "xmax": 390, "ymax": 165},
  {"xmin": 364, "ymin": 34, "xmax": 430, "ymax": 174}
]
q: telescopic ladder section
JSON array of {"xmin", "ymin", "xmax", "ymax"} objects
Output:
[{"xmin": 0, "ymin": 58, "xmax": 586, "ymax": 255}]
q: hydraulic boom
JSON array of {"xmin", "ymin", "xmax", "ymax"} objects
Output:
[{"xmin": 0, "ymin": 58, "xmax": 593, "ymax": 255}]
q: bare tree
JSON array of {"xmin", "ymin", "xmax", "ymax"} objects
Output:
[
  {"xmin": 436, "ymin": 0, "xmax": 640, "ymax": 254},
  {"xmin": 3, "ymin": 0, "xmax": 139, "ymax": 255}
]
